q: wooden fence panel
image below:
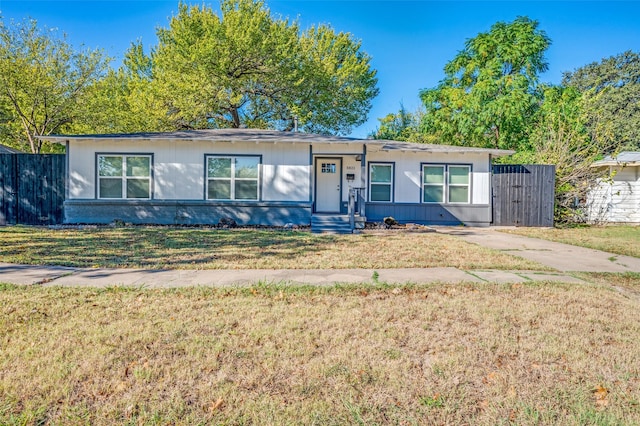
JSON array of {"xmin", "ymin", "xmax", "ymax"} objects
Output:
[
  {"xmin": 0, "ymin": 154, "xmax": 65, "ymax": 225},
  {"xmin": 492, "ymin": 164, "xmax": 555, "ymax": 227},
  {"xmin": 0, "ymin": 154, "xmax": 17, "ymax": 225}
]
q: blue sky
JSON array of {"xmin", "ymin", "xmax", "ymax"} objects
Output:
[{"xmin": 2, "ymin": 0, "xmax": 640, "ymax": 138}]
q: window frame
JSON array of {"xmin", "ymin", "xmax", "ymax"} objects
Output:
[
  {"xmin": 447, "ymin": 165, "xmax": 471, "ymax": 204},
  {"xmin": 96, "ymin": 153, "xmax": 153, "ymax": 200},
  {"xmin": 422, "ymin": 164, "xmax": 446, "ymax": 203},
  {"xmin": 205, "ymin": 154, "xmax": 262, "ymax": 201},
  {"xmin": 421, "ymin": 163, "xmax": 472, "ymax": 204},
  {"xmin": 368, "ymin": 162, "xmax": 395, "ymax": 203}
]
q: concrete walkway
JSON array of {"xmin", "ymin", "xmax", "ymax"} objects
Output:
[
  {"xmin": 0, "ymin": 262, "xmax": 586, "ymax": 287},
  {"xmin": 437, "ymin": 227, "xmax": 640, "ymax": 273}
]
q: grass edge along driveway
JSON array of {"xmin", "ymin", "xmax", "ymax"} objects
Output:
[{"xmin": 499, "ymin": 225, "xmax": 640, "ymax": 259}]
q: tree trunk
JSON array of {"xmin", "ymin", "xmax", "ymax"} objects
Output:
[{"xmin": 230, "ymin": 108, "xmax": 241, "ymax": 128}]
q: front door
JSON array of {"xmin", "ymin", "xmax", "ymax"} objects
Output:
[{"xmin": 315, "ymin": 158, "xmax": 342, "ymax": 212}]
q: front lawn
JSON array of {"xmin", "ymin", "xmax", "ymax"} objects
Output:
[
  {"xmin": 0, "ymin": 226, "xmax": 545, "ymax": 270},
  {"xmin": 1, "ymin": 279, "xmax": 639, "ymax": 424},
  {"xmin": 499, "ymin": 225, "xmax": 640, "ymax": 258}
]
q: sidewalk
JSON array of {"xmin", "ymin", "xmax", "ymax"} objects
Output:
[
  {"xmin": 0, "ymin": 262, "xmax": 587, "ymax": 287},
  {"xmin": 2, "ymin": 227, "xmax": 637, "ymax": 288}
]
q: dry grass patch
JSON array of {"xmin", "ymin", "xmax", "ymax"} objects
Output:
[
  {"xmin": 1, "ymin": 278, "xmax": 639, "ymax": 425},
  {"xmin": 500, "ymin": 225, "xmax": 640, "ymax": 258},
  {"xmin": 0, "ymin": 226, "xmax": 544, "ymax": 270},
  {"xmin": 582, "ymin": 272, "xmax": 640, "ymax": 297}
]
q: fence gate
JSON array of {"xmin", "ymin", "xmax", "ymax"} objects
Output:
[
  {"xmin": 0, "ymin": 154, "xmax": 66, "ymax": 225},
  {"xmin": 492, "ymin": 164, "xmax": 555, "ymax": 227}
]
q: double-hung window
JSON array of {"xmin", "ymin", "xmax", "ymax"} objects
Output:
[
  {"xmin": 98, "ymin": 155, "xmax": 151, "ymax": 199},
  {"xmin": 422, "ymin": 164, "xmax": 470, "ymax": 204},
  {"xmin": 207, "ymin": 156, "xmax": 260, "ymax": 200},
  {"xmin": 369, "ymin": 163, "xmax": 394, "ymax": 202},
  {"xmin": 423, "ymin": 165, "xmax": 446, "ymax": 203}
]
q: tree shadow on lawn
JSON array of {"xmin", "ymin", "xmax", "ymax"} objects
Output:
[{"xmin": 0, "ymin": 227, "xmax": 341, "ymax": 269}]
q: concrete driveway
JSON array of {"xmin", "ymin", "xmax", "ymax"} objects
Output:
[{"xmin": 438, "ymin": 227, "xmax": 640, "ymax": 273}]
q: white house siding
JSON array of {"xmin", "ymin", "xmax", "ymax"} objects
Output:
[
  {"xmin": 67, "ymin": 139, "xmax": 310, "ymax": 202},
  {"xmin": 588, "ymin": 166, "xmax": 640, "ymax": 223},
  {"xmin": 53, "ymin": 130, "xmax": 510, "ymax": 227},
  {"xmin": 64, "ymin": 138, "xmax": 313, "ymax": 225},
  {"xmin": 313, "ymin": 143, "xmax": 364, "ymax": 155},
  {"xmin": 365, "ymin": 150, "xmax": 491, "ymax": 204},
  {"xmin": 364, "ymin": 150, "xmax": 493, "ymax": 226}
]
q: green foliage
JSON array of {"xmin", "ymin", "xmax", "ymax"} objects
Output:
[
  {"xmin": 143, "ymin": 0, "xmax": 378, "ymax": 134},
  {"xmin": 0, "ymin": 17, "xmax": 109, "ymax": 152},
  {"xmin": 511, "ymin": 85, "xmax": 610, "ymax": 223},
  {"xmin": 74, "ymin": 48, "xmax": 173, "ymax": 134},
  {"xmin": 419, "ymin": 17, "xmax": 550, "ymax": 150},
  {"xmin": 1, "ymin": 1, "xmax": 377, "ymax": 139},
  {"xmin": 375, "ymin": 16, "xmax": 635, "ymax": 224},
  {"xmin": 370, "ymin": 104, "xmax": 436, "ymax": 142},
  {"xmin": 563, "ymin": 50, "xmax": 640, "ymax": 152}
]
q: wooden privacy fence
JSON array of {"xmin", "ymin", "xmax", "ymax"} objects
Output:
[
  {"xmin": 492, "ymin": 164, "xmax": 556, "ymax": 227},
  {"xmin": 0, "ymin": 154, "xmax": 65, "ymax": 225}
]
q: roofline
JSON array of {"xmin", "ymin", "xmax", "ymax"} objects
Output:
[
  {"xmin": 38, "ymin": 130, "xmax": 514, "ymax": 157},
  {"xmin": 591, "ymin": 160, "xmax": 640, "ymax": 168},
  {"xmin": 0, "ymin": 144, "xmax": 22, "ymax": 154}
]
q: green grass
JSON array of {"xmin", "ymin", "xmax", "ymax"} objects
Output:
[
  {"xmin": 499, "ymin": 225, "xmax": 640, "ymax": 258},
  {"xmin": 1, "ymin": 277, "xmax": 639, "ymax": 424},
  {"xmin": 0, "ymin": 225, "xmax": 546, "ymax": 270}
]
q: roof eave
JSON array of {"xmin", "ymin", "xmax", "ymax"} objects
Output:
[
  {"xmin": 591, "ymin": 161, "xmax": 640, "ymax": 168},
  {"xmin": 38, "ymin": 132, "xmax": 515, "ymax": 156}
]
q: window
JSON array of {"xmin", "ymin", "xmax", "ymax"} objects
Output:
[
  {"xmin": 423, "ymin": 165, "xmax": 445, "ymax": 203},
  {"xmin": 422, "ymin": 164, "xmax": 470, "ymax": 204},
  {"xmin": 448, "ymin": 165, "xmax": 470, "ymax": 203},
  {"xmin": 207, "ymin": 156, "xmax": 260, "ymax": 200},
  {"xmin": 321, "ymin": 163, "xmax": 337, "ymax": 173},
  {"xmin": 369, "ymin": 163, "xmax": 393, "ymax": 202},
  {"xmin": 98, "ymin": 155, "xmax": 151, "ymax": 199}
]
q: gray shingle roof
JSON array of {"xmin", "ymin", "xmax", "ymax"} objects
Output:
[
  {"xmin": 0, "ymin": 144, "xmax": 21, "ymax": 154},
  {"xmin": 39, "ymin": 128, "xmax": 514, "ymax": 157},
  {"xmin": 591, "ymin": 151, "xmax": 640, "ymax": 167}
]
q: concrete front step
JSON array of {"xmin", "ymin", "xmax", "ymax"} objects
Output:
[{"xmin": 311, "ymin": 214, "xmax": 365, "ymax": 234}]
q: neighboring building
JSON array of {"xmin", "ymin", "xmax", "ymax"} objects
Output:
[
  {"xmin": 0, "ymin": 144, "xmax": 21, "ymax": 154},
  {"xmin": 587, "ymin": 152, "xmax": 640, "ymax": 224},
  {"xmin": 40, "ymin": 129, "xmax": 513, "ymax": 230}
]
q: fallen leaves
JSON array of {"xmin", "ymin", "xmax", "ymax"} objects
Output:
[
  {"xmin": 592, "ymin": 384, "xmax": 609, "ymax": 409},
  {"xmin": 209, "ymin": 398, "xmax": 224, "ymax": 413}
]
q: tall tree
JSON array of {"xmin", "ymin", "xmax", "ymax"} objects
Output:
[
  {"xmin": 0, "ymin": 17, "xmax": 108, "ymax": 152},
  {"xmin": 147, "ymin": 0, "xmax": 378, "ymax": 134},
  {"xmin": 370, "ymin": 104, "xmax": 435, "ymax": 142},
  {"xmin": 562, "ymin": 50, "xmax": 640, "ymax": 151},
  {"xmin": 419, "ymin": 17, "xmax": 550, "ymax": 150},
  {"xmin": 512, "ymin": 86, "xmax": 610, "ymax": 222},
  {"xmin": 74, "ymin": 43, "xmax": 172, "ymax": 134}
]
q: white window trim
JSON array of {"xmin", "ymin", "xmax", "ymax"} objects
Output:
[
  {"xmin": 422, "ymin": 164, "xmax": 471, "ymax": 204},
  {"xmin": 422, "ymin": 165, "xmax": 445, "ymax": 203},
  {"xmin": 447, "ymin": 165, "xmax": 471, "ymax": 204},
  {"xmin": 369, "ymin": 163, "xmax": 394, "ymax": 203},
  {"xmin": 206, "ymin": 155, "xmax": 261, "ymax": 201},
  {"xmin": 97, "ymin": 154, "xmax": 152, "ymax": 200}
]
